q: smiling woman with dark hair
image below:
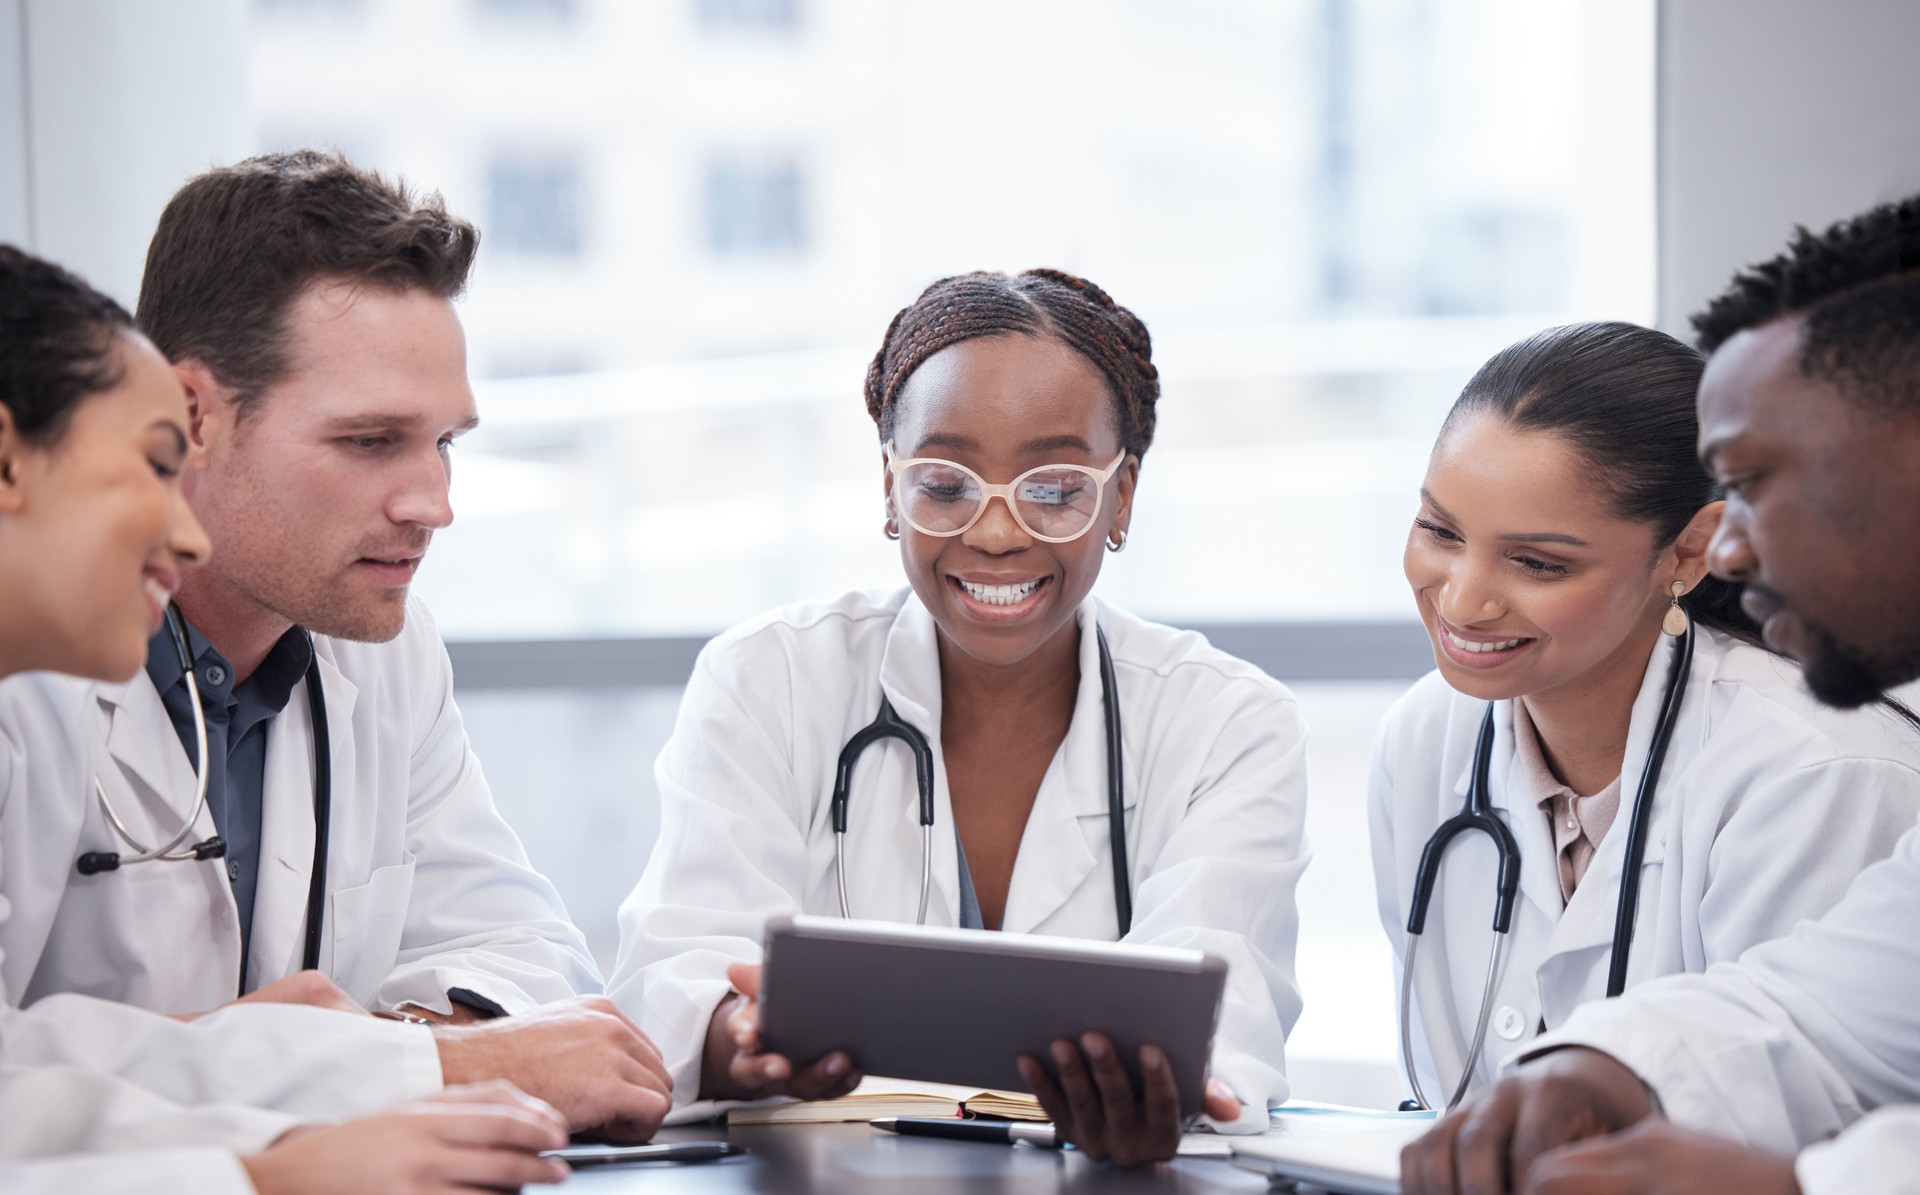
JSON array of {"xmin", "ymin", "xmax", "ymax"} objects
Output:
[
  {"xmin": 613, "ymin": 268, "xmax": 1309, "ymax": 1165},
  {"xmin": 1371, "ymin": 319, "xmax": 1920, "ymax": 1115}
]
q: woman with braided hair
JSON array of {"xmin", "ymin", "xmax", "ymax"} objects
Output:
[{"xmin": 613, "ymin": 269, "xmax": 1308, "ymax": 1165}]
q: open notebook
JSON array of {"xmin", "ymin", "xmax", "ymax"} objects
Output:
[{"xmin": 727, "ymin": 1075, "xmax": 1047, "ymax": 1125}]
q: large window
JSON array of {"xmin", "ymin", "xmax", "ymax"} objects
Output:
[
  {"xmin": 248, "ymin": 0, "xmax": 1654, "ymax": 1099},
  {"xmin": 248, "ymin": 0, "xmax": 1653, "ymax": 640}
]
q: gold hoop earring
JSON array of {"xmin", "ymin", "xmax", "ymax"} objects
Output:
[
  {"xmin": 1106, "ymin": 529, "xmax": 1128, "ymax": 553},
  {"xmin": 1662, "ymin": 580, "xmax": 1690, "ymax": 637}
]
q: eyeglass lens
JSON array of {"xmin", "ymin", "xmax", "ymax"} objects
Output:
[{"xmin": 896, "ymin": 460, "xmax": 1102, "ymax": 539}]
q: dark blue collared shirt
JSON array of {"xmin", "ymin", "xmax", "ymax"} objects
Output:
[{"xmin": 146, "ymin": 618, "xmax": 313, "ymax": 968}]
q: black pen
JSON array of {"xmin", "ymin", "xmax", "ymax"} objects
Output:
[
  {"xmin": 543, "ymin": 1141, "xmax": 743, "ymax": 1167},
  {"xmin": 870, "ymin": 1117, "xmax": 1060, "ymax": 1148}
]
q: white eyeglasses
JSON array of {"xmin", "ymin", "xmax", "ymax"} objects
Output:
[{"xmin": 886, "ymin": 444, "xmax": 1127, "ymax": 544}]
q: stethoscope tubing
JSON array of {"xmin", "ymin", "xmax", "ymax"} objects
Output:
[
  {"xmin": 81, "ymin": 607, "xmax": 334, "ymax": 982},
  {"xmin": 85, "ymin": 608, "xmax": 215, "ymax": 868},
  {"xmin": 1604, "ymin": 623, "xmax": 1694, "ymax": 996},
  {"xmin": 94, "ymin": 677, "xmax": 210, "ymax": 864},
  {"xmin": 1399, "ymin": 623, "xmax": 1695, "ymax": 1110},
  {"xmin": 1399, "ymin": 927, "xmax": 1507, "ymax": 1113},
  {"xmin": 1096, "ymin": 627, "xmax": 1132, "ymax": 933},
  {"xmin": 831, "ymin": 623, "xmax": 1130, "ymax": 937},
  {"xmin": 300, "ymin": 657, "xmax": 333, "ymax": 973}
]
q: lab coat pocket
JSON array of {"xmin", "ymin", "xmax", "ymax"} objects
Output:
[{"xmin": 327, "ymin": 851, "xmax": 417, "ymax": 1002}]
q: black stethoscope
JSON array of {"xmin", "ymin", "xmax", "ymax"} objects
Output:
[
  {"xmin": 830, "ymin": 624, "xmax": 1133, "ymax": 937},
  {"xmin": 1398, "ymin": 621, "xmax": 1695, "ymax": 1111},
  {"xmin": 77, "ymin": 605, "xmax": 336, "ymax": 973}
]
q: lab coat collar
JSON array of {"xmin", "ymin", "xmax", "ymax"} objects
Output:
[
  {"xmin": 248, "ymin": 647, "xmax": 358, "ymax": 987},
  {"xmin": 876, "ymin": 592, "xmax": 941, "ymax": 735}
]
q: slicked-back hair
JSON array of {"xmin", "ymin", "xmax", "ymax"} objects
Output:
[
  {"xmin": 1692, "ymin": 193, "xmax": 1920, "ymax": 417},
  {"xmin": 864, "ymin": 269, "xmax": 1160, "ymax": 457},
  {"xmin": 0, "ymin": 244, "xmax": 136, "ymax": 446},
  {"xmin": 1444, "ymin": 321, "xmax": 1759, "ymax": 641},
  {"xmin": 136, "ymin": 149, "xmax": 479, "ymax": 413}
]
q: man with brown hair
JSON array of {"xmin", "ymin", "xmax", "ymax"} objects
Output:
[{"xmin": 0, "ymin": 151, "xmax": 671, "ymax": 1140}]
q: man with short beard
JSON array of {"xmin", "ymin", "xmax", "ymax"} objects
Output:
[
  {"xmin": 0, "ymin": 151, "xmax": 671, "ymax": 1141},
  {"xmin": 1400, "ymin": 195, "xmax": 1920, "ymax": 1194}
]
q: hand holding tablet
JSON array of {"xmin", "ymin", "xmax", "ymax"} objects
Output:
[
  {"xmin": 1017, "ymin": 1032, "xmax": 1243, "ymax": 1165},
  {"xmin": 699, "ymin": 960, "xmax": 864, "ymax": 1103},
  {"xmin": 751, "ymin": 915, "xmax": 1237, "ymax": 1165}
]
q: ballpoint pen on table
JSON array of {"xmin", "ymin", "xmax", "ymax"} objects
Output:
[{"xmin": 543, "ymin": 1142, "xmax": 743, "ymax": 1167}]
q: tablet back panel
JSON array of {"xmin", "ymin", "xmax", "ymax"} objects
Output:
[{"xmin": 759, "ymin": 915, "xmax": 1229, "ymax": 1116}]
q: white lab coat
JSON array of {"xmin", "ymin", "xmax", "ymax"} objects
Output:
[
  {"xmin": 1525, "ymin": 819, "xmax": 1920, "ymax": 1195},
  {"xmin": 1, "ymin": 1151, "xmax": 256, "ymax": 1195},
  {"xmin": 0, "ymin": 595, "xmax": 597, "ymax": 1123},
  {"xmin": 1371, "ymin": 626, "xmax": 1920, "ymax": 1102},
  {"xmin": 0, "ymin": 1063, "xmax": 289, "ymax": 1190},
  {"xmin": 610, "ymin": 588, "xmax": 1309, "ymax": 1130}
]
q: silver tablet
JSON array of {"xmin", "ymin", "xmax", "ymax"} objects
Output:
[
  {"xmin": 1229, "ymin": 1121, "xmax": 1428, "ymax": 1195},
  {"xmin": 759, "ymin": 914, "xmax": 1229, "ymax": 1117}
]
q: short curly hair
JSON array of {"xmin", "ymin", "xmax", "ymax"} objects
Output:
[
  {"xmin": 1691, "ymin": 194, "xmax": 1920, "ymax": 416},
  {"xmin": 0, "ymin": 244, "xmax": 136, "ymax": 446},
  {"xmin": 863, "ymin": 269, "xmax": 1160, "ymax": 457}
]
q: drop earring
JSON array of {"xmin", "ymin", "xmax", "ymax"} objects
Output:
[{"xmin": 1662, "ymin": 581, "xmax": 1690, "ymax": 636}]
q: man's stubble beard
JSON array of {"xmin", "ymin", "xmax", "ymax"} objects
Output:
[
  {"xmin": 1800, "ymin": 618, "xmax": 1920, "ymax": 709},
  {"xmin": 222, "ymin": 550, "xmax": 414, "ymax": 645}
]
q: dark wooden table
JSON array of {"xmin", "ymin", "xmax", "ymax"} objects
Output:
[{"xmin": 536, "ymin": 1121, "xmax": 1285, "ymax": 1194}]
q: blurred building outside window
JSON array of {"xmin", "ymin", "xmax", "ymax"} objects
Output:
[
  {"xmin": 488, "ymin": 153, "xmax": 588, "ymax": 257},
  {"xmin": 704, "ymin": 152, "xmax": 808, "ymax": 256},
  {"xmin": 696, "ymin": 0, "xmax": 803, "ymax": 38}
]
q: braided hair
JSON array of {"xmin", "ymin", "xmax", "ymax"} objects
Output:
[{"xmin": 863, "ymin": 269, "xmax": 1160, "ymax": 457}]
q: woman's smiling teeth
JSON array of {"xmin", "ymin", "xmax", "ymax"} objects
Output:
[
  {"xmin": 142, "ymin": 576, "xmax": 172, "ymax": 608},
  {"xmin": 957, "ymin": 577, "xmax": 1043, "ymax": 606},
  {"xmin": 1444, "ymin": 627, "xmax": 1528, "ymax": 653}
]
